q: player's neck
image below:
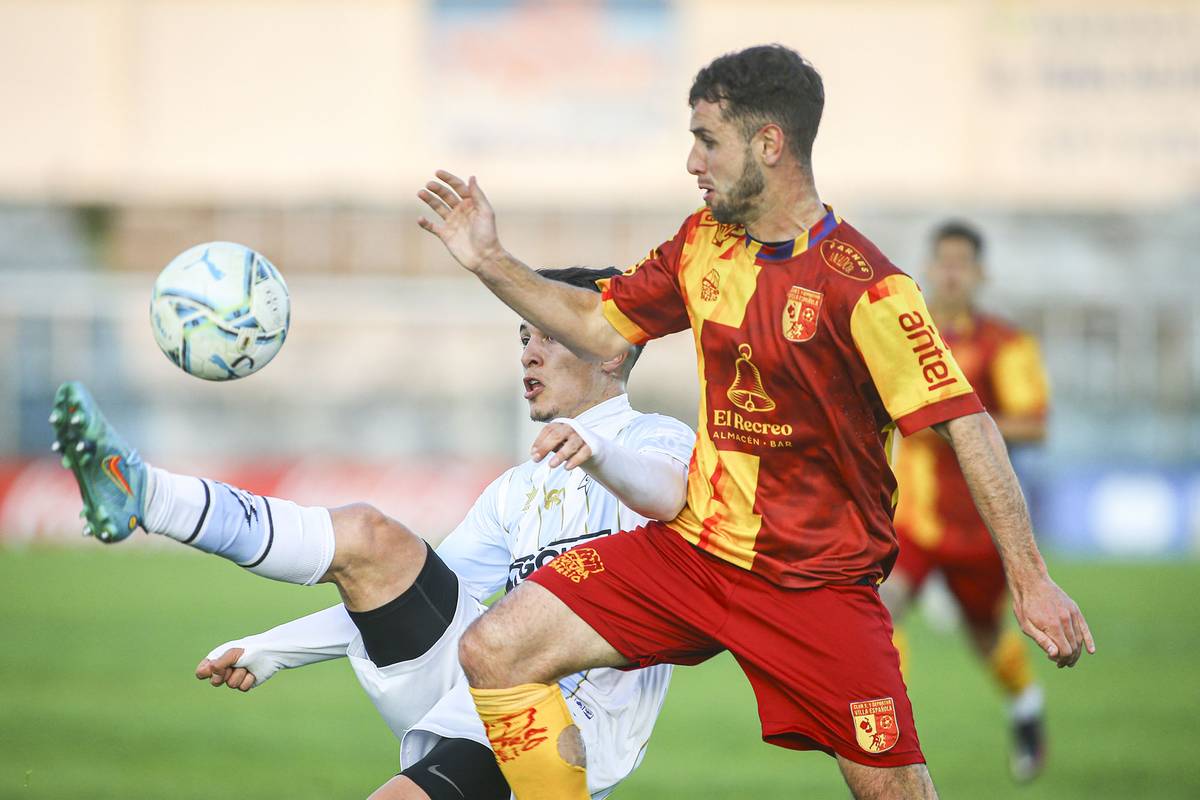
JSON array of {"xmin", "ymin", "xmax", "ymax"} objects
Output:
[
  {"xmin": 744, "ymin": 178, "xmax": 825, "ymax": 243},
  {"xmin": 562, "ymin": 384, "xmax": 626, "ymax": 420}
]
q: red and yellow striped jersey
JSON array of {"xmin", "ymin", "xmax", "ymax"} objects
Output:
[
  {"xmin": 894, "ymin": 313, "xmax": 1049, "ymax": 560},
  {"xmin": 599, "ymin": 207, "xmax": 983, "ymax": 587}
]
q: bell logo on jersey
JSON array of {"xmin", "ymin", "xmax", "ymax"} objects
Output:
[
  {"xmin": 782, "ymin": 286, "xmax": 822, "ymax": 342},
  {"xmin": 727, "ymin": 344, "xmax": 776, "ymax": 413},
  {"xmin": 898, "ymin": 311, "xmax": 959, "ymax": 392},
  {"xmin": 850, "ymin": 697, "xmax": 900, "ymax": 753},
  {"xmin": 547, "ymin": 546, "xmax": 606, "ymax": 584},
  {"xmin": 821, "ymin": 239, "xmax": 874, "ymax": 281}
]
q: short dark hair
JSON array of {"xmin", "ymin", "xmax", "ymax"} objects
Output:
[
  {"xmin": 536, "ymin": 267, "xmax": 644, "ymax": 377},
  {"xmin": 689, "ymin": 45, "xmax": 825, "ymax": 167},
  {"xmin": 931, "ymin": 220, "xmax": 985, "ymax": 260}
]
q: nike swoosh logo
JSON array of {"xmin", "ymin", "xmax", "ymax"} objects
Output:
[
  {"xmin": 425, "ymin": 765, "xmax": 464, "ymax": 798},
  {"xmin": 103, "ymin": 455, "xmax": 133, "ymax": 497}
]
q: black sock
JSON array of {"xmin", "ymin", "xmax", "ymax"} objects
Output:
[{"xmin": 346, "ymin": 543, "xmax": 459, "ymax": 667}]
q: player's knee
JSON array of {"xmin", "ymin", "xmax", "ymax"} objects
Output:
[
  {"xmin": 459, "ymin": 615, "xmax": 515, "ymax": 688},
  {"xmin": 331, "ymin": 503, "xmax": 423, "ymax": 570}
]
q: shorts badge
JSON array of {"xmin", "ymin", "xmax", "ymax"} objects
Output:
[
  {"xmin": 548, "ymin": 547, "xmax": 606, "ymax": 583},
  {"xmin": 783, "ymin": 286, "xmax": 823, "ymax": 342},
  {"xmin": 850, "ymin": 697, "xmax": 900, "ymax": 753}
]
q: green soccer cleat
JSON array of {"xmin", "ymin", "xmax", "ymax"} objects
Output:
[{"xmin": 50, "ymin": 381, "xmax": 148, "ymax": 544}]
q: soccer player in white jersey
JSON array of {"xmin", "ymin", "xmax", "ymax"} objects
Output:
[{"xmin": 52, "ymin": 267, "xmax": 695, "ymax": 800}]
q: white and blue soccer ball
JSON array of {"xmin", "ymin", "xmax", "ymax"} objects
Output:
[{"xmin": 150, "ymin": 242, "xmax": 290, "ymax": 381}]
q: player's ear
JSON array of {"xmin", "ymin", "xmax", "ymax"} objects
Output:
[
  {"xmin": 600, "ymin": 350, "xmax": 628, "ymax": 378},
  {"xmin": 757, "ymin": 123, "xmax": 786, "ymax": 166}
]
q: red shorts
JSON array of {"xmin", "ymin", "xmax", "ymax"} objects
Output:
[
  {"xmin": 893, "ymin": 534, "xmax": 1008, "ymax": 628},
  {"xmin": 528, "ymin": 521, "xmax": 924, "ymax": 767}
]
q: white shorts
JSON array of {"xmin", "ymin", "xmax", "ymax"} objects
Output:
[{"xmin": 347, "ymin": 580, "xmax": 670, "ymax": 799}]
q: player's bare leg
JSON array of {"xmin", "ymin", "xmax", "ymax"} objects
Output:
[
  {"xmin": 459, "ymin": 581, "xmax": 628, "ymax": 797},
  {"xmin": 965, "ymin": 618, "xmax": 1045, "ymax": 782},
  {"xmin": 367, "ymin": 777, "xmax": 430, "ymax": 800},
  {"xmin": 322, "ymin": 503, "xmax": 428, "ymax": 611},
  {"xmin": 837, "ymin": 758, "xmax": 938, "ymax": 800}
]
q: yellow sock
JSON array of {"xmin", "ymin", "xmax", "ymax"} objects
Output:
[
  {"xmin": 470, "ymin": 682, "xmax": 589, "ymax": 800},
  {"xmin": 892, "ymin": 627, "xmax": 910, "ymax": 678},
  {"xmin": 990, "ymin": 628, "xmax": 1034, "ymax": 696}
]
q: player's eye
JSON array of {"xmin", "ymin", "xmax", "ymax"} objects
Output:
[{"xmin": 520, "ymin": 337, "xmax": 530, "ymax": 346}]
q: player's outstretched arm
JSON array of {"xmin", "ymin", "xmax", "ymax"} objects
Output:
[
  {"xmin": 417, "ymin": 170, "xmax": 630, "ymax": 361},
  {"xmin": 934, "ymin": 412, "xmax": 1096, "ymax": 668},
  {"xmin": 530, "ymin": 419, "xmax": 688, "ymax": 522},
  {"xmin": 194, "ymin": 604, "xmax": 359, "ymax": 691}
]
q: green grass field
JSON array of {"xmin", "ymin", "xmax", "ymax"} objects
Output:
[{"xmin": 1, "ymin": 547, "xmax": 1197, "ymax": 799}]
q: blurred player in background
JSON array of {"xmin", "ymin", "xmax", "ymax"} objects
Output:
[
  {"xmin": 883, "ymin": 222, "xmax": 1051, "ymax": 782},
  {"xmin": 52, "ymin": 268, "xmax": 694, "ymax": 800},
  {"xmin": 417, "ymin": 45, "xmax": 1093, "ymax": 800}
]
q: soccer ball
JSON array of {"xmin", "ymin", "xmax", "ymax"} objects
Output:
[{"xmin": 150, "ymin": 242, "xmax": 290, "ymax": 381}]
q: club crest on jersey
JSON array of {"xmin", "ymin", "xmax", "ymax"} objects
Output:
[
  {"xmin": 850, "ymin": 697, "xmax": 900, "ymax": 754},
  {"xmin": 547, "ymin": 547, "xmax": 606, "ymax": 583},
  {"xmin": 701, "ymin": 268, "xmax": 721, "ymax": 302},
  {"xmin": 783, "ymin": 286, "xmax": 822, "ymax": 343},
  {"xmin": 821, "ymin": 239, "xmax": 874, "ymax": 282}
]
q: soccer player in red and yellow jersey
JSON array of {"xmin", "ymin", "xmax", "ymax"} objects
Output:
[
  {"xmin": 417, "ymin": 45, "xmax": 1093, "ymax": 800},
  {"xmin": 884, "ymin": 221, "xmax": 1051, "ymax": 783}
]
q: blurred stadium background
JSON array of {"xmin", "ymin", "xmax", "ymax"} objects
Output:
[{"xmin": 1, "ymin": 0, "xmax": 1198, "ymax": 798}]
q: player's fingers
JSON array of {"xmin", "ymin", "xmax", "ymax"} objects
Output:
[
  {"xmin": 210, "ymin": 669, "xmax": 226, "ymax": 687},
  {"xmin": 195, "ymin": 658, "xmax": 213, "ymax": 679},
  {"xmin": 436, "ymin": 170, "xmax": 470, "ymax": 197},
  {"xmin": 211, "ymin": 648, "xmax": 244, "ymax": 671},
  {"xmin": 1056, "ymin": 608, "xmax": 1081, "ymax": 667},
  {"xmin": 1020, "ymin": 618, "xmax": 1058, "ymax": 661},
  {"xmin": 417, "ymin": 189, "xmax": 453, "ymax": 220},
  {"xmin": 1060, "ymin": 614, "xmax": 1089, "ymax": 671},
  {"xmin": 425, "ymin": 180, "xmax": 462, "ymax": 209},
  {"xmin": 563, "ymin": 443, "xmax": 593, "ymax": 470},
  {"xmin": 530, "ymin": 425, "xmax": 568, "ymax": 461},
  {"xmin": 467, "ymin": 175, "xmax": 491, "ymax": 209},
  {"xmin": 237, "ymin": 671, "xmax": 257, "ymax": 692},
  {"xmin": 1065, "ymin": 611, "xmax": 1087, "ymax": 667},
  {"xmin": 226, "ymin": 668, "xmax": 247, "ymax": 689},
  {"xmin": 548, "ymin": 435, "xmax": 584, "ymax": 468},
  {"xmin": 1076, "ymin": 607, "xmax": 1096, "ymax": 655},
  {"xmin": 416, "ymin": 216, "xmax": 443, "ymax": 237}
]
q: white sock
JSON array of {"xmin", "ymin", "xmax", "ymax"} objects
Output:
[
  {"xmin": 1010, "ymin": 684, "xmax": 1044, "ymax": 723},
  {"xmin": 143, "ymin": 466, "xmax": 336, "ymax": 585},
  {"xmin": 144, "ymin": 467, "xmax": 209, "ymax": 542}
]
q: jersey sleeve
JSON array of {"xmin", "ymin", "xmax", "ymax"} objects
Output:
[
  {"xmin": 597, "ymin": 217, "xmax": 693, "ymax": 345},
  {"xmin": 850, "ymin": 274, "xmax": 984, "ymax": 435},
  {"xmin": 991, "ymin": 333, "xmax": 1050, "ymax": 417},
  {"xmin": 434, "ymin": 471, "xmax": 513, "ymax": 602},
  {"xmin": 621, "ymin": 414, "xmax": 696, "ymax": 467}
]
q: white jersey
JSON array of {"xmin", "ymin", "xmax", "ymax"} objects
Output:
[{"xmin": 354, "ymin": 394, "xmax": 695, "ymax": 798}]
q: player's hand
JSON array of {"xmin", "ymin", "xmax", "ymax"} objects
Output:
[
  {"xmin": 196, "ymin": 647, "xmax": 258, "ymax": 692},
  {"xmin": 417, "ymin": 170, "xmax": 504, "ymax": 273},
  {"xmin": 531, "ymin": 422, "xmax": 594, "ymax": 470},
  {"xmin": 1011, "ymin": 576, "xmax": 1095, "ymax": 668}
]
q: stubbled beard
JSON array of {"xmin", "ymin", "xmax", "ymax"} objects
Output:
[
  {"xmin": 710, "ymin": 151, "xmax": 765, "ymax": 224},
  {"xmin": 530, "ymin": 404, "xmax": 557, "ymax": 423}
]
